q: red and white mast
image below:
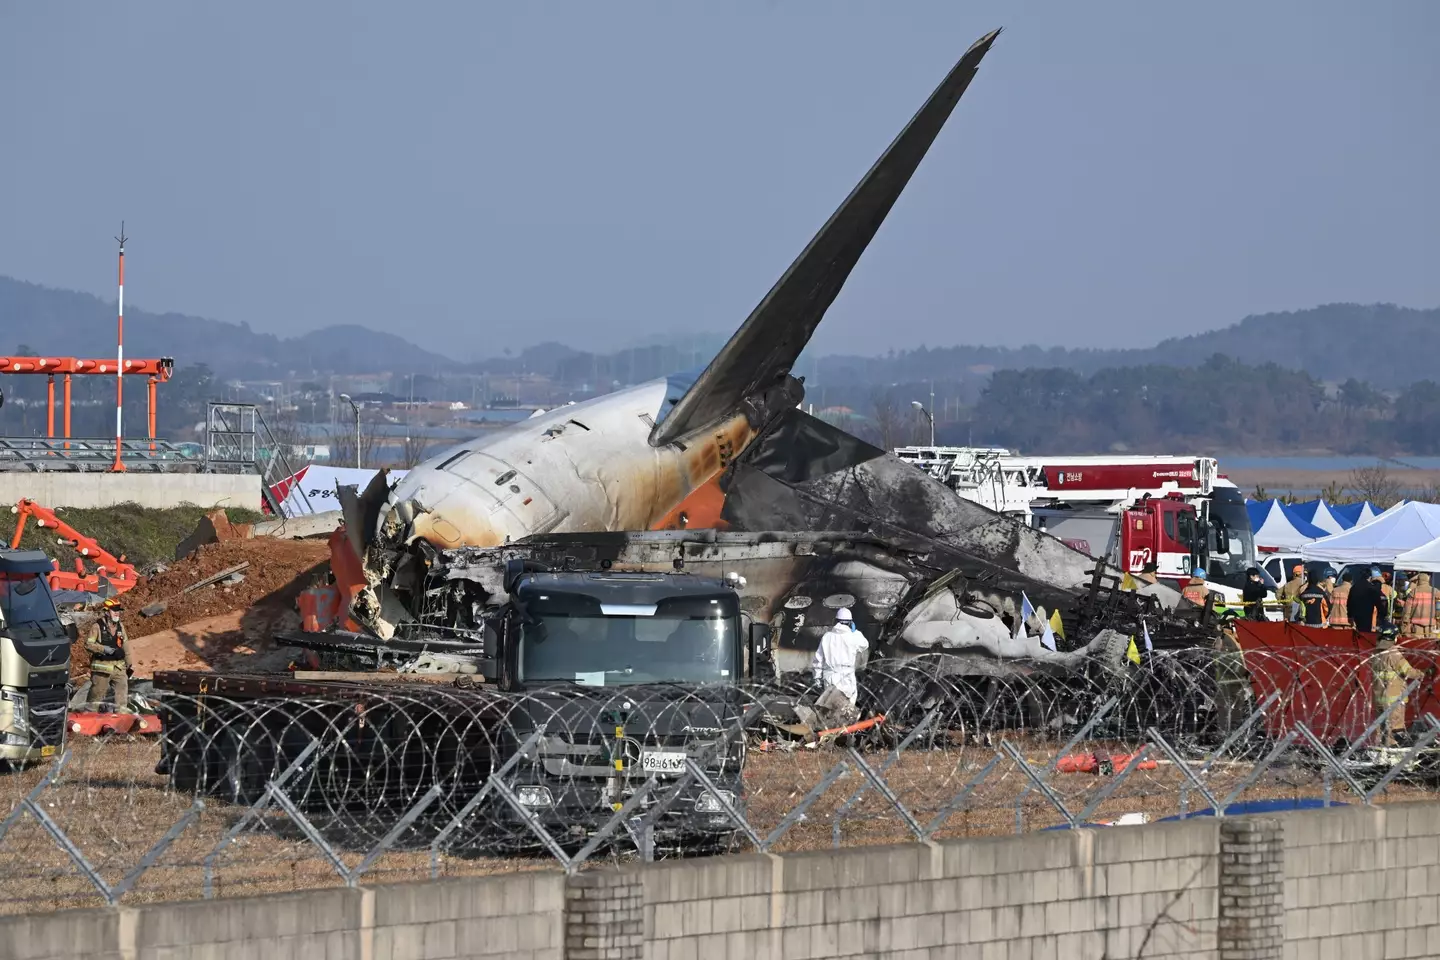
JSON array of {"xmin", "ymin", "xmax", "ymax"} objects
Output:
[{"xmin": 110, "ymin": 223, "xmax": 127, "ymax": 472}]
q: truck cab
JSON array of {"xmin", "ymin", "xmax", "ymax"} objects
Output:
[
  {"xmin": 0, "ymin": 550, "xmax": 71, "ymax": 767},
  {"xmin": 493, "ymin": 569, "xmax": 761, "ymax": 851}
]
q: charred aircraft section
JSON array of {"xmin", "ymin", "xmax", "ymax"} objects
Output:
[
  {"xmin": 368, "ymin": 528, "xmax": 1210, "ymax": 685},
  {"xmin": 315, "ymin": 28, "xmax": 1209, "ymax": 672}
]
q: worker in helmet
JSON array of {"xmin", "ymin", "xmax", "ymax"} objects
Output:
[
  {"xmin": 809, "ymin": 607, "xmax": 869, "ymax": 728},
  {"xmin": 1401, "ymin": 570, "xmax": 1436, "ymax": 638},
  {"xmin": 1181, "ymin": 568, "xmax": 1214, "ymax": 608},
  {"xmin": 1214, "ymin": 608, "xmax": 1251, "ymax": 734},
  {"xmin": 1370, "ymin": 626, "xmax": 1422, "ymax": 748},
  {"xmin": 84, "ymin": 598, "xmax": 133, "ymax": 713},
  {"xmin": 1328, "ymin": 570, "xmax": 1353, "ymax": 629},
  {"xmin": 1277, "ymin": 563, "xmax": 1306, "ymax": 621}
]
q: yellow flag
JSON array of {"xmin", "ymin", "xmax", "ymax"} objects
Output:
[
  {"xmin": 1126, "ymin": 636, "xmax": 1141, "ymax": 665},
  {"xmin": 1120, "ymin": 573, "xmax": 1137, "ymax": 591},
  {"xmin": 1049, "ymin": 609, "xmax": 1066, "ymax": 641}
]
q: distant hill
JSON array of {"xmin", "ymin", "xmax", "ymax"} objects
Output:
[
  {"xmin": 817, "ymin": 303, "xmax": 1438, "ymax": 388},
  {"xmin": 4, "ymin": 276, "xmax": 1433, "ymax": 390},
  {"xmin": 0, "ymin": 276, "xmax": 451, "ymax": 378}
]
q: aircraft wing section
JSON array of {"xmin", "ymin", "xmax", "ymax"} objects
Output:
[{"xmin": 650, "ymin": 28, "xmax": 1001, "ymax": 446}]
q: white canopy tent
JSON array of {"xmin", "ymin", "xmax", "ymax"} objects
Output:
[
  {"xmin": 1392, "ymin": 536, "xmax": 1440, "ymax": 573},
  {"xmin": 1289, "ymin": 500, "xmax": 1349, "ymax": 536},
  {"xmin": 1249, "ymin": 500, "xmax": 1330, "ymax": 551},
  {"xmin": 1301, "ymin": 501, "xmax": 1440, "ymax": 565}
]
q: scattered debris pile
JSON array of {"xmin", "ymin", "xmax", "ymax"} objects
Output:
[{"xmin": 69, "ymin": 537, "xmax": 330, "ymax": 679}]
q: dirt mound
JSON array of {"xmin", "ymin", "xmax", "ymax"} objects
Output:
[{"xmin": 70, "ymin": 537, "xmax": 330, "ymax": 678}]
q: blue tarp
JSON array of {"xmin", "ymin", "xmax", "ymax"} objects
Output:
[{"xmin": 1041, "ymin": 797, "xmax": 1346, "ymax": 830}]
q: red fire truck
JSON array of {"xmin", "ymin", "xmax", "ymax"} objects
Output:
[{"xmin": 893, "ymin": 448, "xmax": 1260, "ymax": 594}]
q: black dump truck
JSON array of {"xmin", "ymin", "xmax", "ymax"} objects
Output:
[
  {"xmin": 0, "ymin": 550, "xmax": 71, "ymax": 767},
  {"xmin": 154, "ymin": 565, "xmax": 774, "ymax": 853}
]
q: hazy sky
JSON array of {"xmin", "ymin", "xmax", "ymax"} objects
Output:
[{"xmin": 2, "ymin": 2, "xmax": 1436, "ymax": 359}]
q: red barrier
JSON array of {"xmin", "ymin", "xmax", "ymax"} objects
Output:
[
  {"xmin": 1233, "ymin": 621, "xmax": 1440, "ymax": 742},
  {"xmin": 67, "ymin": 712, "xmax": 160, "ymax": 736}
]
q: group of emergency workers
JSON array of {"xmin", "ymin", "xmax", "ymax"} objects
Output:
[
  {"xmin": 1260, "ymin": 562, "xmax": 1438, "ymax": 637},
  {"xmin": 1198, "ymin": 561, "xmax": 1437, "ymax": 750}
]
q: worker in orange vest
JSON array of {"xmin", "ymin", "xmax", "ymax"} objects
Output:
[
  {"xmin": 1182, "ymin": 568, "xmax": 1214, "ymax": 608},
  {"xmin": 1328, "ymin": 571, "xmax": 1352, "ymax": 629},
  {"xmin": 1401, "ymin": 571, "xmax": 1435, "ymax": 638}
]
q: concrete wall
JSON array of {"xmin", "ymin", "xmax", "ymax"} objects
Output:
[
  {"xmin": 0, "ymin": 873, "xmax": 564, "ymax": 960},
  {"xmin": 1283, "ymin": 803, "xmax": 1440, "ymax": 960},
  {"xmin": 0, "ymin": 471, "xmax": 261, "ymax": 510},
  {"xmin": 4, "ymin": 802, "xmax": 1440, "ymax": 959},
  {"xmin": 641, "ymin": 825, "xmax": 1220, "ymax": 960}
]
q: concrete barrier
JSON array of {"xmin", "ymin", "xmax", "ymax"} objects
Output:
[
  {"xmin": 0, "ymin": 472, "xmax": 261, "ymax": 510},
  {"xmin": 2, "ymin": 802, "xmax": 1438, "ymax": 959}
]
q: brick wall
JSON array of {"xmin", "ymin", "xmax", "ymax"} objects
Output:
[{"xmin": 3, "ymin": 802, "xmax": 1440, "ymax": 959}]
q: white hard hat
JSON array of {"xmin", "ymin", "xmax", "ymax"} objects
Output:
[{"xmin": 835, "ymin": 608, "xmax": 853, "ymax": 622}]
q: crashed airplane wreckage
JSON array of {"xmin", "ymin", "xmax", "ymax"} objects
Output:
[
  {"xmin": 305, "ymin": 26, "xmax": 1206, "ymax": 687},
  {"xmin": 153, "ymin": 32, "xmax": 1229, "ymax": 821}
]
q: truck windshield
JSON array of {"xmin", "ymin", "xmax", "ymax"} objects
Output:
[
  {"xmin": 518, "ymin": 594, "xmax": 738, "ymax": 687},
  {"xmin": 1207, "ymin": 492, "xmax": 1257, "ymax": 585},
  {"xmin": 0, "ymin": 575, "xmax": 59, "ymax": 627}
]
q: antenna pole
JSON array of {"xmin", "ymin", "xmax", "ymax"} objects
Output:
[{"xmin": 110, "ymin": 224, "xmax": 129, "ymax": 471}]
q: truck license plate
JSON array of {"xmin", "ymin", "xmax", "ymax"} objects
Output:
[
  {"xmin": 40, "ymin": 745, "xmax": 55, "ymax": 758},
  {"xmin": 641, "ymin": 751, "xmax": 686, "ymax": 773}
]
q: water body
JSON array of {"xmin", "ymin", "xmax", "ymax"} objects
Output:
[{"xmin": 1220, "ymin": 456, "xmax": 1440, "ymax": 472}]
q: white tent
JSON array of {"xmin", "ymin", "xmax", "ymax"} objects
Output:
[
  {"xmin": 1249, "ymin": 500, "xmax": 1330, "ymax": 551},
  {"xmin": 1392, "ymin": 536, "xmax": 1440, "ymax": 573},
  {"xmin": 1289, "ymin": 500, "xmax": 1349, "ymax": 536},
  {"xmin": 1301, "ymin": 501, "xmax": 1440, "ymax": 564}
]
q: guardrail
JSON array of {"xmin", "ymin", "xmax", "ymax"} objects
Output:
[{"xmin": 0, "ymin": 437, "xmax": 200, "ymax": 473}]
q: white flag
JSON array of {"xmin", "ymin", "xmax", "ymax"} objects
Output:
[
  {"xmin": 1142, "ymin": 620, "xmax": 1153, "ymax": 652},
  {"xmin": 1040, "ymin": 618, "xmax": 1057, "ymax": 652},
  {"xmin": 1015, "ymin": 592, "xmax": 1036, "ymax": 640}
]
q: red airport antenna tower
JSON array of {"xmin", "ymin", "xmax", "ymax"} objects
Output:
[{"xmin": 111, "ymin": 223, "xmax": 127, "ymax": 472}]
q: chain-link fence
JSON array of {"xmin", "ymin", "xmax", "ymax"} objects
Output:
[{"xmin": 2, "ymin": 647, "xmax": 1439, "ymax": 914}]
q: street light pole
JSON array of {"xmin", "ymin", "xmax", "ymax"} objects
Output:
[
  {"xmin": 910, "ymin": 399, "xmax": 935, "ymax": 447},
  {"xmin": 339, "ymin": 393, "xmax": 361, "ymax": 468}
]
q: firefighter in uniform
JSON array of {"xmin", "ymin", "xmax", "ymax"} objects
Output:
[
  {"xmin": 1328, "ymin": 572, "xmax": 1352, "ymax": 629},
  {"xmin": 1182, "ymin": 568, "xmax": 1214, "ymax": 607},
  {"xmin": 1278, "ymin": 564, "xmax": 1306, "ymax": 621},
  {"xmin": 1401, "ymin": 571, "xmax": 1436, "ymax": 638},
  {"xmin": 1370, "ymin": 626, "xmax": 1422, "ymax": 748},
  {"xmin": 85, "ymin": 598, "xmax": 133, "ymax": 713},
  {"xmin": 1298, "ymin": 573, "xmax": 1330, "ymax": 626},
  {"xmin": 1379, "ymin": 573, "xmax": 1400, "ymax": 631},
  {"xmin": 1214, "ymin": 608, "xmax": 1252, "ymax": 734}
]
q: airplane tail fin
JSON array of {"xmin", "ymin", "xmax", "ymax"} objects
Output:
[{"xmin": 650, "ymin": 28, "xmax": 1001, "ymax": 446}]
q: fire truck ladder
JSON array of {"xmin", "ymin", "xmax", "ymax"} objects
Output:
[{"xmin": 204, "ymin": 402, "xmax": 299, "ymax": 516}]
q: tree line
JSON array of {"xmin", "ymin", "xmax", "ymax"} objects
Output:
[{"xmin": 833, "ymin": 354, "xmax": 1440, "ymax": 458}]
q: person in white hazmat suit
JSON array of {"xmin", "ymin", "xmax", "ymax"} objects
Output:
[{"xmin": 809, "ymin": 608, "xmax": 869, "ymax": 728}]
